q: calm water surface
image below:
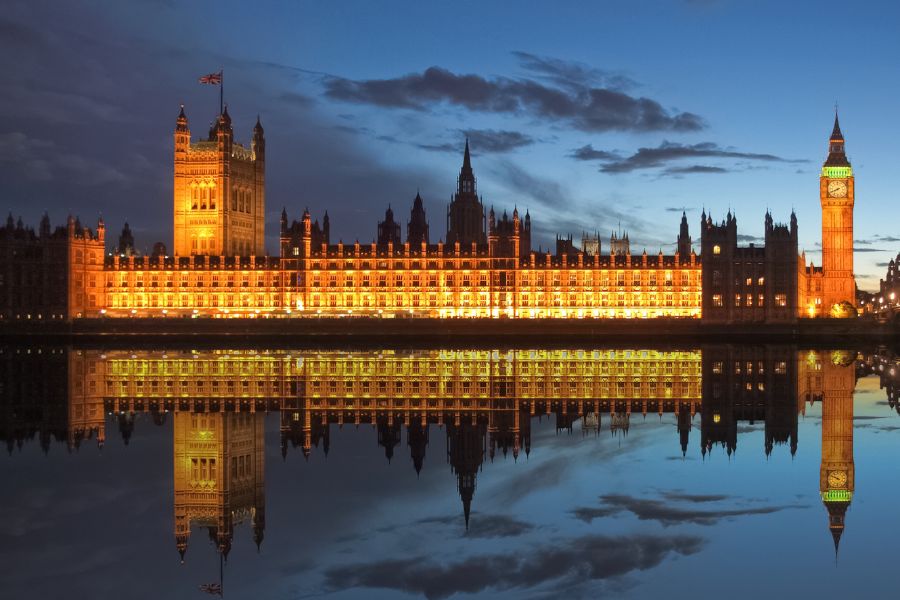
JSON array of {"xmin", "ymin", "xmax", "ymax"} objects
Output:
[{"xmin": 1, "ymin": 344, "xmax": 899, "ymax": 599}]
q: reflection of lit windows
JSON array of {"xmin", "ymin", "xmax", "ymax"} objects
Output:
[
  {"xmin": 775, "ymin": 293, "xmax": 787, "ymax": 307},
  {"xmin": 775, "ymin": 361, "xmax": 787, "ymax": 374},
  {"xmin": 712, "ymin": 361, "xmax": 723, "ymax": 374},
  {"xmin": 712, "ymin": 293, "xmax": 723, "ymax": 307}
]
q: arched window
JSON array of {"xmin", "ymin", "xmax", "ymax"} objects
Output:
[
  {"xmin": 210, "ymin": 187, "xmax": 216, "ymax": 209},
  {"xmin": 191, "ymin": 185, "xmax": 198, "ymax": 210}
]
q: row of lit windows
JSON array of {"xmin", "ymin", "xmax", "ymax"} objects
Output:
[
  {"xmin": 710, "ymin": 293, "xmax": 789, "ymax": 308},
  {"xmin": 710, "ymin": 360, "xmax": 789, "ymax": 375}
]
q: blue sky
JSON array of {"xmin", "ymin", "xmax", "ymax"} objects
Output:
[{"xmin": 1, "ymin": 0, "xmax": 898, "ymax": 289}]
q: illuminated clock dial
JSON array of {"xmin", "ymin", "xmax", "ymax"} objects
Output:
[
  {"xmin": 827, "ymin": 470, "xmax": 848, "ymax": 488},
  {"xmin": 828, "ymin": 180, "xmax": 847, "ymax": 198}
]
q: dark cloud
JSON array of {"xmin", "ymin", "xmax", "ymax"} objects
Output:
[
  {"xmin": 737, "ymin": 234, "xmax": 764, "ymax": 243},
  {"xmin": 597, "ymin": 494, "xmax": 806, "ymax": 526},
  {"xmin": 875, "ymin": 262, "xmax": 891, "ymax": 268},
  {"xmin": 665, "ymin": 207, "xmax": 694, "ymax": 213},
  {"xmin": 419, "ymin": 129, "xmax": 534, "ymax": 154},
  {"xmin": 322, "ymin": 533, "xmax": 705, "ymax": 599},
  {"xmin": 569, "ymin": 144, "xmax": 621, "ymax": 161},
  {"xmin": 570, "ymin": 506, "xmax": 622, "ymax": 523},
  {"xmin": 324, "ymin": 60, "xmax": 705, "ymax": 134},
  {"xmin": 599, "ymin": 141, "xmax": 807, "ymax": 174},
  {"xmin": 662, "ymin": 165, "xmax": 729, "ymax": 176},
  {"xmin": 872, "ymin": 234, "xmax": 900, "ymax": 243},
  {"xmin": 856, "ymin": 248, "xmax": 891, "ymax": 253},
  {"xmin": 660, "ymin": 492, "xmax": 731, "ymax": 503}
]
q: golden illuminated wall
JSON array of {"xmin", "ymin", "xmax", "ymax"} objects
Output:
[
  {"xmin": 100, "ymin": 256, "xmax": 293, "ymax": 317},
  {"xmin": 173, "ymin": 109, "xmax": 265, "ymax": 258},
  {"xmin": 66, "ymin": 219, "xmax": 106, "ymax": 319},
  {"xmin": 820, "ymin": 176, "xmax": 855, "ymax": 311},
  {"xmin": 798, "ymin": 262, "xmax": 825, "ymax": 318},
  {"xmin": 173, "ymin": 411, "xmax": 265, "ymax": 560},
  {"xmin": 297, "ymin": 250, "xmax": 701, "ymax": 319},
  {"xmin": 93, "ymin": 248, "xmax": 700, "ymax": 319}
]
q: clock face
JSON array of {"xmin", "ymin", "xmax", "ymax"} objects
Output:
[
  {"xmin": 828, "ymin": 470, "xmax": 848, "ymax": 488},
  {"xmin": 828, "ymin": 180, "xmax": 848, "ymax": 198}
]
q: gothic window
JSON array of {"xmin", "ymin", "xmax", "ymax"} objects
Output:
[{"xmin": 713, "ymin": 245, "xmax": 721, "ymax": 255}]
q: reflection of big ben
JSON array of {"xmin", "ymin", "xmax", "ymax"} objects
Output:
[
  {"xmin": 819, "ymin": 351, "xmax": 855, "ymax": 553},
  {"xmin": 174, "ymin": 412, "xmax": 266, "ymax": 562}
]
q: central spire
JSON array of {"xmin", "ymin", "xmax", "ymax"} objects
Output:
[
  {"xmin": 462, "ymin": 138, "xmax": 472, "ymax": 172},
  {"xmin": 458, "ymin": 138, "xmax": 476, "ymax": 195}
]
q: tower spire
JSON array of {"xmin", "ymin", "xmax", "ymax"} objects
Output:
[{"xmin": 831, "ymin": 108, "xmax": 844, "ymax": 141}]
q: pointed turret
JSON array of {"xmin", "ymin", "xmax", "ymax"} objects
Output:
[
  {"xmin": 176, "ymin": 104, "xmax": 189, "ymax": 132},
  {"xmin": 831, "ymin": 111, "xmax": 844, "ymax": 141},
  {"xmin": 252, "ymin": 114, "xmax": 265, "ymax": 160},
  {"xmin": 407, "ymin": 191, "xmax": 430, "ymax": 245},
  {"xmin": 825, "ymin": 111, "xmax": 850, "ymax": 167}
]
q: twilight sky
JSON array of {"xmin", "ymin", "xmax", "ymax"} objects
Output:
[{"xmin": 1, "ymin": 0, "xmax": 899, "ymax": 289}]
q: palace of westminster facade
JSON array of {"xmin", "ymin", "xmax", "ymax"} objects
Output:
[{"xmin": 0, "ymin": 106, "xmax": 858, "ymax": 321}]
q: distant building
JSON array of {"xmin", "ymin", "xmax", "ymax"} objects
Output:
[
  {"xmin": 376, "ymin": 205, "xmax": 401, "ymax": 247},
  {"xmin": 610, "ymin": 228, "xmax": 630, "ymax": 256},
  {"xmin": 116, "ymin": 222, "xmax": 135, "ymax": 256},
  {"xmin": 0, "ymin": 213, "xmax": 104, "ymax": 320},
  {"xmin": 700, "ymin": 209, "xmax": 798, "ymax": 323}
]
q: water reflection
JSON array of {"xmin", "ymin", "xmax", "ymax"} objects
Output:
[{"xmin": 2, "ymin": 344, "xmax": 899, "ymax": 596}]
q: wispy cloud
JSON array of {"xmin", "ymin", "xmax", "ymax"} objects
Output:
[
  {"xmin": 662, "ymin": 165, "xmax": 729, "ymax": 176},
  {"xmin": 598, "ymin": 141, "xmax": 807, "ymax": 174},
  {"xmin": 568, "ymin": 144, "xmax": 621, "ymax": 161}
]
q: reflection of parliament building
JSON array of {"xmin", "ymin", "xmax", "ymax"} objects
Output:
[
  {"xmin": 1, "ymin": 111, "xmax": 857, "ymax": 321},
  {"xmin": 0, "ymin": 344, "xmax": 877, "ymax": 557}
]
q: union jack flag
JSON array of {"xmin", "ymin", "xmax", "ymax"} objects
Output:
[
  {"xmin": 198, "ymin": 71, "xmax": 223, "ymax": 85},
  {"xmin": 199, "ymin": 582, "xmax": 222, "ymax": 595}
]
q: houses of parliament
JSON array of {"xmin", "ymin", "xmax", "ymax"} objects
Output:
[{"xmin": 0, "ymin": 105, "xmax": 858, "ymax": 322}]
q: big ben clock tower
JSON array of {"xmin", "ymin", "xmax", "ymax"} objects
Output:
[{"xmin": 820, "ymin": 113, "xmax": 855, "ymax": 312}]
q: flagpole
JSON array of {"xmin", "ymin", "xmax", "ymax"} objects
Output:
[{"xmin": 220, "ymin": 70, "xmax": 224, "ymax": 115}]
